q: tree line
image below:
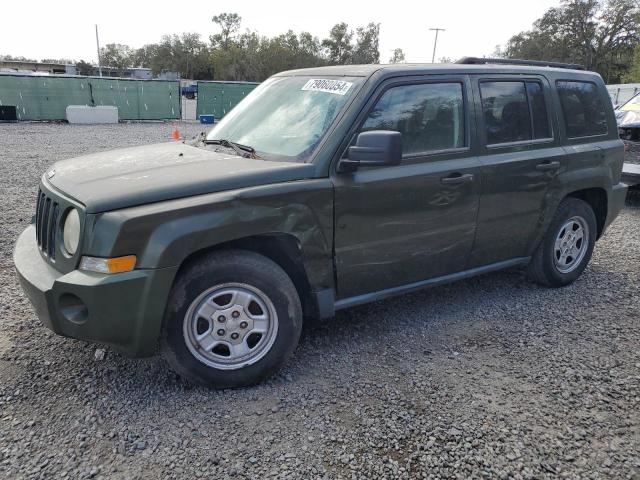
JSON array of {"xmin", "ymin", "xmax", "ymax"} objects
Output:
[
  {"xmin": 1, "ymin": 14, "xmax": 398, "ymax": 81},
  {"xmin": 0, "ymin": 15, "xmax": 401, "ymax": 82},
  {"xmin": 498, "ymin": 0, "xmax": 640, "ymax": 83},
  {"xmin": 3, "ymin": 2, "xmax": 640, "ymax": 84}
]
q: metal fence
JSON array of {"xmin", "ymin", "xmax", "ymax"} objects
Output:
[
  {"xmin": 0, "ymin": 74, "xmax": 181, "ymax": 121},
  {"xmin": 196, "ymin": 81, "xmax": 259, "ymax": 120},
  {"xmin": 607, "ymin": 83, "xmax": 640, "ymax": 107}
]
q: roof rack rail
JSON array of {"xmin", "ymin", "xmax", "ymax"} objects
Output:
[{"xmin": 456, "ymin": 57, "xmax": 585, "ymax": 71}]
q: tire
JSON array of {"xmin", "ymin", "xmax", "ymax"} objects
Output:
[
  {"xmin": 527, "ymin": 197, "xmax": 597, "ymax": 287},
  {"xmin": 161, "ymin": 250, "xmax": 302, "ymax": 388}
]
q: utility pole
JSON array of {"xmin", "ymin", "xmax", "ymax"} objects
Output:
[
  {"xmin": 430, "ymin": 28, "xmax": 445, "ymax": 63},
  {"xmin": 95, "ymin": 24, "xmax": 102, "ymax": 77}
]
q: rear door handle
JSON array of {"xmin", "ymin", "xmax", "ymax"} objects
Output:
[
  {"xmin": 536, "ymin": 161, "xmax": 560, "ymax": 171},
  {"xmin": 440, "ymin": 173, "xmax": 475, "ymax": 185}
]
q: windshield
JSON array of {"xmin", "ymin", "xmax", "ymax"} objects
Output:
[
  {"xmin": 206, "ymin": 76, "xmax": 362, "ymax": 162},
  {"xmin": 619, "ymin": 92, "xmax": 640, "ymax": 112}
]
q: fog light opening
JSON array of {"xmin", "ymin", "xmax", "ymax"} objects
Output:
[{"xmin": 59, "ymin": 293, "xmax": 88, "ymax": 325}]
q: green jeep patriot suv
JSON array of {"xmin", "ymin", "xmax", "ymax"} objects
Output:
[{"xmin": 14, "ymin": 58, "xmax": 627, "ymax": 387}]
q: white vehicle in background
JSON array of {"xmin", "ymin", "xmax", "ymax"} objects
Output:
[
  {"xmin": 616, "ymin": 92, "xmax": 640, "ymax": 147},
  {"xmin": 617, "ymin": 92, "xmax": 640, "ymax": 186},
  {"xmin": 607, "ymin": 83, "xmax": 640, "ymax": 108}
]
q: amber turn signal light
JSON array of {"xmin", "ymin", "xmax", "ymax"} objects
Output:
[{"xmin": 79, "ymin": 255, "xmax": 137, "ymax": 274}]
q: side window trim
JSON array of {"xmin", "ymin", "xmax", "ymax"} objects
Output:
[
  {"xmin": 526, "ymin": 82, "xmax": 537, "ymax": 140},
  {"xmin": 402, "ymin": 146, "xmax": 470, "ymax": 160},
  {"xmin": 355, "ymin": 78, "xmax": 471, "ymax": 161},
  {"xmin": 486, "ymin": 136, "xmax": 555, "ymax": 150},
  {"xmin": 479, "ymin": 78, "xmax": 554, "ymax": 148},
  {"xmin": 525, "ymin": 80, "xmax": 553, "ymax": 142}
]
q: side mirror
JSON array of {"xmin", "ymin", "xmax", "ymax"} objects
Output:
[{"xmin": 338, "ymin": 130, "xmax": 402, "ymax": 172}]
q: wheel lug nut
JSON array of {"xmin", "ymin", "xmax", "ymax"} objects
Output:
[
  {"xmin": 218, "ymin": 315, "xmax": 226, "ymax": 323},
  {"xmin": 217, "ymin": 329, "xmax": 225, "ymax": 336},
  {"xmin": 230, "ymin": 332, "xmax": 239, "ymax": 340},
  {"xmin": 232, "ymin": 311, "xmax": 240, "ymax": 318},
  {"xmin": 240, "ymin": 321, "xmax": 248, "ymax": 329}
]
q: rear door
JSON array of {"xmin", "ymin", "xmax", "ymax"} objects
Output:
[
  {"xmin": 556, "ymin": 79, "xmax": 619, "ymax": 181},
  {"xmin": 332, "ymin": 76, "xmax": 482, "ymax": 299},
  {"xmin": 468, "ymin": 75, "xmax": 564, "ymax": 267}
]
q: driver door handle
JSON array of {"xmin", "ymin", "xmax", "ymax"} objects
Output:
[
  {"xmin": 441, "ymin": 173, "xmax": 475, "ymax": 185},
  {"xmin": 536, "ymin": 161, "xmax": 560, "ymax": 171}
]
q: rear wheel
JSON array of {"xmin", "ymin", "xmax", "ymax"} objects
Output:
[
  {"xmin": 161, "ymin": 250, "xmax": 302, "ymax": 388},
  {"xmin": 527, "ymin": 197, "xmax": 597, "ymax": 287}
]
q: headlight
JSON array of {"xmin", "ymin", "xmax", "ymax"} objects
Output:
[
  {"xmin": 62, "ymin": 208, "xmax": 80, "ymax": 255},
  {"xmin": 616, "ymin": 110, "xmax": 640, "ymax": 127}
]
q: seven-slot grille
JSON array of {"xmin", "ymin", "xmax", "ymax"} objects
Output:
[{"xmin": 35, "ymin": 189, "xmax": 60, "ymax": 260}]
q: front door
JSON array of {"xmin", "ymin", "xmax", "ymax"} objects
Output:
[{"xmin": 332, "ymin": 77, "xmax": 482, "ymax": 299}]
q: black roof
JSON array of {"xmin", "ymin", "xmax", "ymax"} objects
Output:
[{"xmin": 276, "ymin": 62, "xmax": 597, "ymax": 79}]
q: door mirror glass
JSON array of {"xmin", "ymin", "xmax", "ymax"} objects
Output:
[{"xmin": 338, "ymin": 130, "xmax": 402, "ymax": 172}]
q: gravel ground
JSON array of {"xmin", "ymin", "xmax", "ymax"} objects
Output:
[{"xmin": 1, "ymin": 122, "xmax": 639, "ymax": 480}]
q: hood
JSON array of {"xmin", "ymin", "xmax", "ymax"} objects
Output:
[{"xmin": 45, "ymin": 142, "xmax": 316, "ymax": 213}]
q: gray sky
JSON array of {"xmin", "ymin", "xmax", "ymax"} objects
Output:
[{"xmin": 2, "ymin": 0, "xmax": 559, "ymax": 64}]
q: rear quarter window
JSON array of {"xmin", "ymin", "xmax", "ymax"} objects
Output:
[{"xmin": 556, "ymin": 80, "xmax": 608, "ymax": 138}]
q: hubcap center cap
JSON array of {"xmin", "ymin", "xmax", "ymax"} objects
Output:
[{"xmin": 211, "ymin": 304, "xmax": 253, "ymax": 345}]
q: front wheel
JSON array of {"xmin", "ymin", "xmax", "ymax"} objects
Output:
[
  {"xmin": 161, "ymin": 250, "xmax": 302, "ymax": 388},
  {"xmin": 527, "ymin": 197, "xmax": 597, "ymax": 287}
]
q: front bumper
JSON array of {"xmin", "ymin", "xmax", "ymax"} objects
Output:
[{"xmin": 14, "ymin": 225, "xmax": 178, "ymax": 357}]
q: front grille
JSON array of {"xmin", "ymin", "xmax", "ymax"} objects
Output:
[{"xmin": 35, "ymin": 189, "xmax": 60, "ymax": 260}]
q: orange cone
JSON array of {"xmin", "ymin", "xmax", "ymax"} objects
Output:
[{"xmin": 171, "ymin": 123, "xmax": 181, "ymax": 141}]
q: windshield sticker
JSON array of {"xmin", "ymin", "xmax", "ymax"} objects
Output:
[{"xmin": 302, "ymin": 79, "xmax": 353, "ymax": 95}]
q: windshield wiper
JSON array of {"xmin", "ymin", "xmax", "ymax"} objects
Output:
[{"xmin": 204, "ymin": 139, "xmax": 260, "ymax": 159}]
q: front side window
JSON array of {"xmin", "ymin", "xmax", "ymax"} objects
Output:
[
  {"xmin": 361, "ymin": 83, "xmax": 465, "ymax": 156},
  {"xmin": 557, "ymin": 80, "xmax": 608, "ymax": 138},
  {"xmin": 480, "ymin": 80, "xmax": 552, "ymax": 145},
  {"xmin": 206, "ymin": 76, "xmax": 362, "ymax": 162}
]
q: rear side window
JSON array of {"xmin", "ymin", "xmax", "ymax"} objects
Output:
[
  {"xmin": 480, "ymin": 81, "xmax": 551, "ymax": 145},
  {"xmin": 361, "ymin": 82, "xmax": 465, "ymax": 156},
  {"xmin": 556, "ymin": 81, "xmax": 608, "ymax": 138}
]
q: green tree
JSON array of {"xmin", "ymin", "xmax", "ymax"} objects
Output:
[
  {"xmin": 132, "ymin": 44, "xmax": 159, "ymax": 68},
  {"xmin": 0, "ymin": 54, "xmax": 38, "ymax": 62},
  {"xmin": 352, "ymin": 23, "xmax": 380, "ymax": 64},
  {"xmin": 75, "ymin": 60, "xmax": 94, "ymax": 76},
  {"xmin": 502, "ymin": 0, "xmax": 640, "ymax": 83},
  {"xmin": 389, "ymin": 48, "xmax": 406, "ymax": 64},
  {"xmin": 211, "ymin": 13, "xmax": 242, "ymax": 48},
  {"xmin": 40, "ymin": 58, "xmax": 75, "ymax": 64},
  {"xmin": 322, "ymin": 23, "xmax": 353, "ymax": 64},
  {"xmin": 298, "ymin": 32, "xmax": 324, "ymax": 65},
  {"xmin": 623, "ymin": 43, "xmax": 640, "ymax": 82},
  {"xmin": 134, "ymin": 34, "xmax": 212, "ymax": 79},
  {"xmin": 100, "ymin": 43, "xmax": 134, "ymax": 75},
  {"xmin": 172, "ymin": 33, "xmax": 212, "ymax": 79}
]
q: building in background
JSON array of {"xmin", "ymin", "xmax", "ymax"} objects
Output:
[
  {"xmin": 0, "ymin": 60, "xmax": 179, "ymax": 80},
  {"xmin": 0, "ymin": 60, "xmax": 77, "ymax": 76}
]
